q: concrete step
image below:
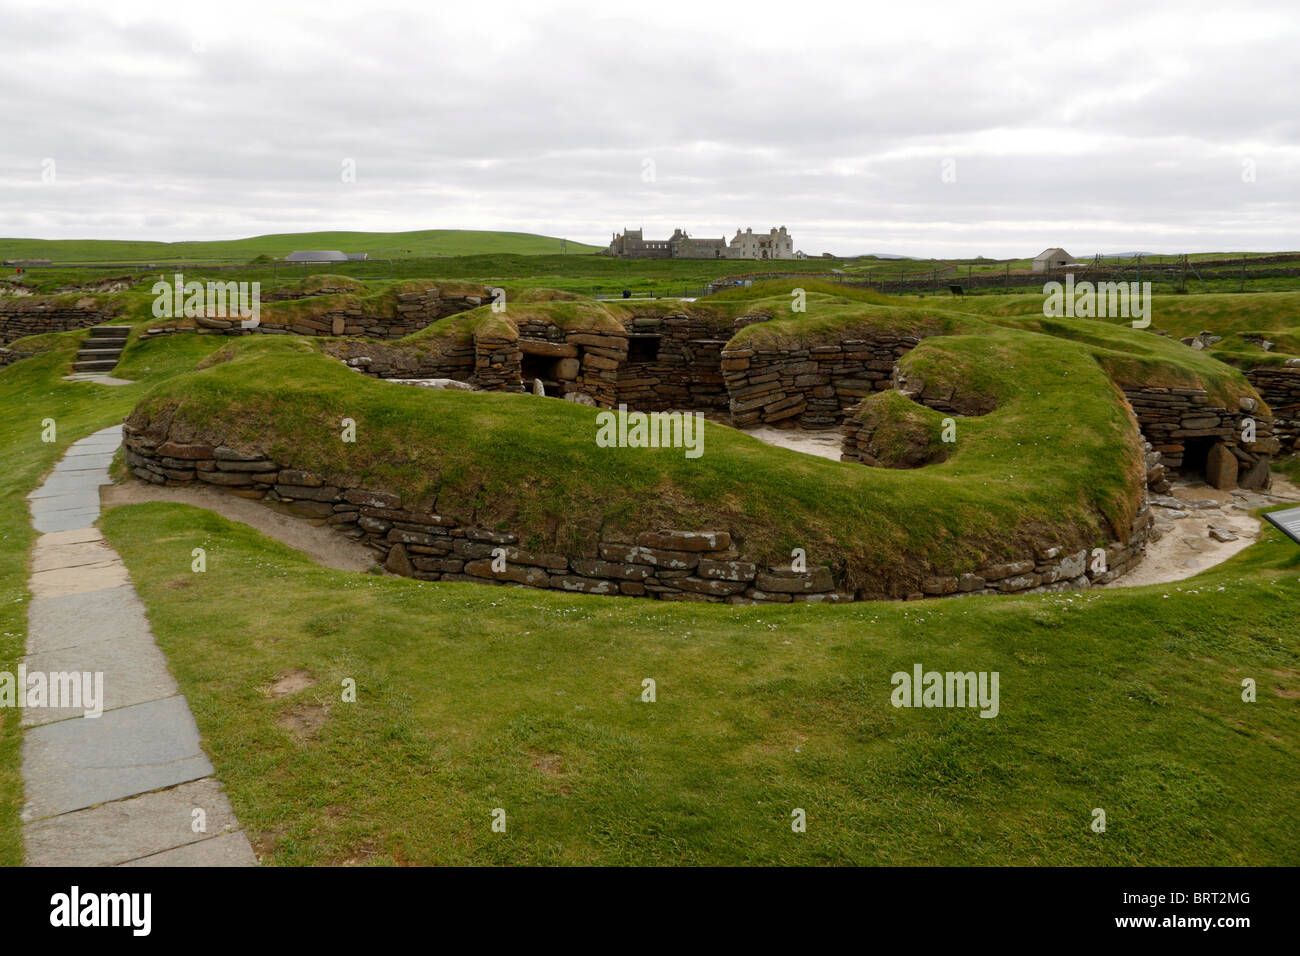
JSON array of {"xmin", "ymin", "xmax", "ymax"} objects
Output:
[{"xmin": 72, "ymin": 360, "xmax": 121, "ymax": 372}]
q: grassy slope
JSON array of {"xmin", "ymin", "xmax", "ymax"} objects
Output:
[
  {"xmin": 125, "ymin": 282, "xmax": 1279, "ymax": 588},
  {"xmin": 951, "ymin": 290, "xmax": 1300, "ymax": 369},
  {"xmin": 0, "ymin": 230, "xmax": 602, "ymax": 263},
  {"xmin": 0, "ymin": 331, "xmax": 230, "ymax": 863},
  {"xmin": 97, "ymin": 500, "xmax": 1300, "ymax": 865},
  {"xmin": 125, "ymin": 327, "xmax": 1143, "ymax": 591}
]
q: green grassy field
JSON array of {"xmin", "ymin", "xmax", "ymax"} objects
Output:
[
  {"xmin": 0, "ymin": 229, "xmax": 602, "ymax": 264},
  {"xmin": 2, "ymin": 277, "xmax": 1298, "ymax": 866},
  {"xmin": 93, "ymin": 499, "xmax": 1300, "ymax": 865}
]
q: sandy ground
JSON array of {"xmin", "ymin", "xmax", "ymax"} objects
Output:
[
  {"xmin": 101, "ymin": 482, "xmax": 377, "ymax": 572},
  {"xmin": 1107, "ymin": 474, "xmax": 1300, "ymax": 588},
  {"xmin": 734, "ymin": 425, "xmax": 844, "ymax": 461}
]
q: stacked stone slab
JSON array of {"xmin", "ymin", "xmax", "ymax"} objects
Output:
[
  {"xmin": 121, "ymin": 422, "xmax": 1154, "ymax": 603},
  {"xmin": 1246, "ymin": 363, "xmax": 1300, "ymax": 452},
  {"xmin": 516, "ymin": 318, "xmax": 626, "ymax": 406},
  {"xmin": 327, "ymin": 338, "xmax": 476, "ymax": 380},
  {"xmin": 335, "ymin": 314, "xmax": 629, "ymax": 403},
  {"xmin": 196, "ymin": 287, "xmax": 487, "ymax": 339},
  {"xmin": 615, "ymin": 314, "xmax": 731, "ymax": 411},
  {"xmin": 0, "ymin": 296, "xmax": 116, "ymax": 345},
  {"xmin": 918, "ymin": 509, "xmax": 1152, "ymax": 601},
  {"xmin": 0, "ymin": 346, "xmax": 37, "ymax": 367},
  {"xmin": 721, "ymin": 334, "xmax": 921, "ymax": 429},
  {"xmin": 1122, "ymin": 386, "xmax": 1275, "ymax": 489}
]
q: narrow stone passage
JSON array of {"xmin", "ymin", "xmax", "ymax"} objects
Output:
[{"xmin": 20, "ymin": 424, "xmax": 256, "ymax": 866}]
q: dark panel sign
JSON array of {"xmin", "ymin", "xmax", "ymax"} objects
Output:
[{"xmin": 1263, "ymin": 505, "xmax": 1300, "ymax": 546}]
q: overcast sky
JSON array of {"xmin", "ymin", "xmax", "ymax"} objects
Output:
[{"xmin": 1, "ymin": 0, "xmax": 1297, "ymax": 257}]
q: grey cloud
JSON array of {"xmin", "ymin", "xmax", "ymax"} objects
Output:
[{"xmin": 0, "ymin": 0, "xmax": 1296, "ymax": 256}]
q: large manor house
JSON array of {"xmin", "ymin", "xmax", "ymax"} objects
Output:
[{"xmin": 603, "ymin": 226, "xmax": 799, "ymax": 260}]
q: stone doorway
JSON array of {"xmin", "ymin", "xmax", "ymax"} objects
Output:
[
  {"xmin": 1181, "ymin": 435, "xmax": 1216, "ymax": 480},
  {"xmin": 520, "ymin": 352, "xmax": 561, "ymax": 396}
]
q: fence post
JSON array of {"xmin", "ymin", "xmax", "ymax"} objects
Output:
[
  {"xmin": 1005, "ymin": 261, "xmax": 1010, "ymax": 290},
  {"xmin": 1241, "ymin": 255, "xmax": 1246, "ymax": 292}
]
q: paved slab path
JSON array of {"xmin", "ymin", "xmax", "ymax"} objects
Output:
[{"xmin": 21, "ymin": 425, "xmax": 256, "ymax": 866}]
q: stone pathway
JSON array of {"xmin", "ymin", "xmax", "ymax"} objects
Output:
[
  {"xmin": 20, "ymin": 424, "xmax": 256, "ymax": 866},
  {"xmin": 62, "ymin": 373, "xmax": 133, "ymax": 386}
]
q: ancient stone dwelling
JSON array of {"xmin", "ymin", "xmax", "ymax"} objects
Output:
[
  {"xmin": 603, "ymin": 226, "xmax": 796, "ymax": 259},
  {"xmin": 332, "ymin": 305, "xmax": 1278, "ymax": 496}
]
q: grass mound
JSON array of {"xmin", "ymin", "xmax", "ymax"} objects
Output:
[{"xmin": 126, "ymin": 304, "xmax": 1149, "ymax": 593}]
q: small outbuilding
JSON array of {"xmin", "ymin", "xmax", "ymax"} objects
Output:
[
  {"xmin": 284, "ymin": 250, "xmax": 350, "ymax": 263},
  {"xmin": 1032, "ymin": 248, "xmax": 1072, "ymax": 273}
]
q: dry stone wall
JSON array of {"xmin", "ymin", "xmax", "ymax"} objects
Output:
[
  {"xmin": 1122, "ymin": 386, "xmax": 1276, "ymax": 490},
  {"xmin": 197, "ymin": 287, "xmax": 487, "ymax": 339},
  {"xmin": 721, "ymin": 334, "xmax": 922, "ymax": 429},
  {"xmin": 121, "ymin": 421, "xmax": 1154, "ymax": 603},
  {"xmin": 332, "ymin": 314, "xmax": 629, "ymax": 404},
  {"xmin": 1245, "ymin": 364, "xmax": 1300, "ymax": 452},
  {"xmin": 615, "ymin": 314, "xmax": 731, "ymax": 411},
  {"xmin": 0, "ymin": 297, "xmax": 115, "ymax": 345},
  {"xmin": 327, "ymin": 339, "xmax": 476, "ymax": 380},
  {"xmin": 0, "ymin": 346, "xmax": 39, "ymax": 367}
]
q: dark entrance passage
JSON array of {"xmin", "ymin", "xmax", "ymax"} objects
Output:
[
  {"xmin": 1181, "ymin": 435, "xmax": 1216, "ymax": 480},
  {"xmin": 520, "ymin": 352, "xmax": 561, "ymax": 396}
]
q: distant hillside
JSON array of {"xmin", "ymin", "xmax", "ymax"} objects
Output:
[{"xmin": 0, "ymin": 229, "xmax": 602, "ymax": 263}]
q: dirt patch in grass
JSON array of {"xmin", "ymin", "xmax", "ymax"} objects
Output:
[
  {"xmin": 266, "ymin": 668, "xmax": 318, "ymax": 698},
  {"xmin": 530, "ymin": 752, "xmax": 564, "ymax": 776},
  {"xmin": 278, "ymin": 702, "xmax": 328, "ymax": 740}
]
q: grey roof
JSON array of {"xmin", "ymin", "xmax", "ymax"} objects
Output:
[
  {"xmin": 284, "ymin": 250, "xmax": 349, "ymax": 262},
  {"xmin": 1034, "ymin": 247, "xmax": 1072, "ymax": 261}
]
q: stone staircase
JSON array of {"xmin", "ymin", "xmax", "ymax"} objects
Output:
[{"xmin": 72, "ymin": 325, "xmax": 131, "ymax": 373}]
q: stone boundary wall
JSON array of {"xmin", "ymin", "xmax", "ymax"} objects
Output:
[
  {"xmin": 1245, "ymin": 364, "xmax": 1300, "ymax": 452},
  {"xmin": 721, "ymin": 334, "xmax": 921, "ymax": 429},
  {"xmin": 332, "ymin": 316, "xmax": 630, "ymax": 404},
  {"xmin": 260, "ymin": 283, "xmax": 365, "ymax": 302},
  {"xmin": 121, "ymin": 424, "xmax": 1153, "ymax": 603},
  {"xmin": 0, "ymin": 298, "xmax": 114, "ymax": 345},
  {"xmin": 1122, "ymin": 386, "xmax": 1276, "ymax": 489},
  {"xmin": 196, "ymin": 287, "xmax": 488, "ymax": 340},
  {"xmin": 327, "ymin": 339, "xmax": 476, "ymax": 380},
  {"xmin": 0, "ymin": 346, "xmax": 40, "ymax": 368},
  {"xmin": 616, "ymin": 314, "xmax": 731, "ymax": 411}
]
